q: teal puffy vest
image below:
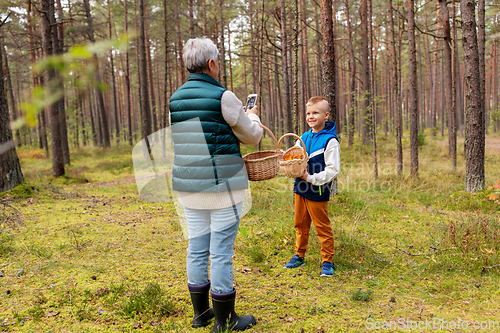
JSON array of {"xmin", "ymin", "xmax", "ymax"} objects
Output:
[{"xmin": 169, "ymin": 73, "xmax": 248, "ymax": 193}]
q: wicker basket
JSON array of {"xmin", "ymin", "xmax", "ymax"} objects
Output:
[
  {"xmin": 242, "ymin": 124, "xmax": 280, "ymax": 181},
  {"xmin": 278, "ymin": 133, "xmax": 308, "ymax": 178}
]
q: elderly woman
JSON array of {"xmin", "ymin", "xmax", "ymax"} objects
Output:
[{"xmin": 169, "ymin": 37, "xmax": 262, "ymax": 332}]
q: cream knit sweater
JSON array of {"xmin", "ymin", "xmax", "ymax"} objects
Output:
[{"xmin": 176, "ymin": 90, "xmax": 263, "ymax": 210}]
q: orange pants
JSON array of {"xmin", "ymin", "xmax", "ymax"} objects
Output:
[{"xmin": 294, "ymin": 193, "xmax": 334, "ymax": 263}]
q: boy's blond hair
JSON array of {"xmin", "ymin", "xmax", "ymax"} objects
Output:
[
  {"xmin": 306, "ymin": 96, "xmax": 330, "ymax": 108},
  {"xmin": 306, "ymin": 96, "xmax": 330, "ymax": 113}
]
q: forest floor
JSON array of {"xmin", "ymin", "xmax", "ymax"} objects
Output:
[{"xmin": 1, "ymin": 130, "xmax": 500, "ymax": 332}]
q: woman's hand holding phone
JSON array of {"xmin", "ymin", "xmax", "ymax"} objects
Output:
[{"xmin": 246, "ymin": 105, "xmax": 258, "ymax": 116}]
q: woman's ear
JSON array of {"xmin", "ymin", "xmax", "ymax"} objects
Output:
[{"xmin": 207, "ymin": 59, "xmax": 215, "ymax": 70}]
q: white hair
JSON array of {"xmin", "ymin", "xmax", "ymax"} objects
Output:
[{"xmin": 182, "ymin": 38, "xmax": 219, "ymax": 73}]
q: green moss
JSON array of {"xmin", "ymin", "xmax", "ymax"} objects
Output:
[{"xmin": 1, "ymin": 182, "xmax": 39, "ymax": 199}]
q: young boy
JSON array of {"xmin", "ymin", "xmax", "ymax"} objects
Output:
[{"xmin": 283, "ymin": 96, "xmax": 340, "ymax": 277}]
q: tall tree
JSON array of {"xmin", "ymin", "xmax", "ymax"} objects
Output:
[
  {"xmin": 138, "ymin": 0, "xmax": 152, "ymax": 142},
  {"xmin": 163, "ymin": 0, "xmax": 170, "ymax": 129},
  {"xmin": 438, "ymin": 0, "xmax": 456, "ymax": 170},
  {"xmin": 360, "ymin": 0, "xmax": 371, "ymax": 145},
  {"xmin": 388, "ymin": 0, "xmax": 403, "ymax": 175},
  {"xmin": 83, "ymin": 0, "xmax": 111, "ymax": 148},
  {"xmin": 108, "ymin": 0, "xmax": 120, "ymax": 144},
  {"xmin": 368, "ymin": 0, "xmax": 378, "ymax": 179},
  {"xmin": 344, "ymin": 0, "xmax": 356, "ymax": 146},
  {"xmin": 280, "ymin": 0, "xmax": 293, "ymax": 147},
  {"xmin": 125, "ymin": 0, "xmax": 133, "ymax": 145},
  {"xmin": 477, "ymin": 0, "xmax": 485, "ymax": 134},
  {"xmin": 292, "ymin": 0, "xmax": 300, "ymax": 133},
  {"xmin": 0, "ymin": 35, "xmax": 24, "ymax": 192},
  {"xmin": 40, "ymin": 0, "xmax": 65, "ymax": 176},
  {"xmin": 1, "ymin": 43, "xmax": 20, "ymax": 146},
  {"xmin": 461, "ymin": 0, "xmax": 485, "ymax": 192},
  {"xmin": 219, "ymin": 0, "xmax": 227, "ymax": 88},
  {"xmin": 188, "ymin": 0, "xmax": 195, "ymax": 37},
  {"xmin": 321, "ymin": 0, "xmax": 337, "ymax": 122},
  {"xmin": 451, "ymin": 0, "xmax": 458, "ymax": 169},
  {"xmin": 27, "ymin": 0, "xmax": 48, "ymax": 155},
  {"xmin": 408, "ymin": 0, "xmax": 418, "ymax": 177},
  {"xmin": 55, "ymin": 0, "xmax": 70, "ymax": 164}
]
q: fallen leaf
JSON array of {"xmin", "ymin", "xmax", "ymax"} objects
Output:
[
  {"xmin": 46, "ymin": 311, "xmax": 60, "ymax": 317},
  {"xmin": 241, "ymin": 266, "xmax": 252, "ymax": 273}
]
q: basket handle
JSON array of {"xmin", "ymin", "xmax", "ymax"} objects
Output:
[
  {"xmin": 277, "ymin": 133, "xmax": 308, "ymax": 161},
  {"xmin": 257, "ymin": 123, "xmax": 280, "ymax": 152}
]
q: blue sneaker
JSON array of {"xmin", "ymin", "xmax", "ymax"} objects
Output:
[
  {"xmin": 320, "ymin": 262, "xmax": 335, "ymax": 277},
  {"xmin": 283, "ymin": 255, "xmax": 305, "ymax": 269}
]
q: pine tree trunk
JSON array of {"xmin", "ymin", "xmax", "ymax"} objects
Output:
[
  {"xmin": 461, "ymin": 0, "xmax": 485, "ymax": 192},
  {"xmin": 242, "ymin": 28, "xmax": 248, "ymax": 98},
  {"xmin": 219, "ymin": 0, "xmax": 227, "ymax": 88},
  {"xmin": 55, "ymin": 0, "xmax": 70, "ymax": 164},
  {"xmin": 280, "ymin": 0, "xmax": 293, "ymax": 148},
  {"xmin": 301, "ymin": 0, "xmax": 311, "ymax": 132},
  {"xmin": 368, "ymin": 0, "xmax": 378, "ymax": 179},
  {"xmin": 88, "ymin": 90, "xmax": 97, "ymax": 146},
  {"xmin": 423, "ymin": 33, "xmax": 434, "ymax": 135},
  {"xmin": 188, "ymin": 0, "xmax": 195, "ymax": 37},
  {"xmin": 433, "ymin": 38, "xmax": 438, "ymax": 132},
  {"xmin": 494, "ymin": 40, "xmax": 498, "ymax": 131},
  {"xmin": 1, "ymin": 43, "xmax": 20, "ymax": 147},
  {"xmin": 314, "ymin": 6, "xmax": 322, "ymax": 96},
  {"xmin": 361, "ymin": 0, "xmax": 371, "ymax": 145},
  {"xmin": 321, "ymin": 0, "xmax": 337, "ymax": 122},
  {"xmin": 108, "ymin": 0, "xmax": 120, "ymax": 144},
  {"xmin": 438, "ymin": 0, "xmax": 455, "ymax": 169},
  {"xmin": 83, "ymin": 0, "xmax": 111, "ymax": 148},
  {"xmin": 175, "ymin": 11, "xmax": 186, "ymax": 84},
  {"xmin": 163, "ymin": 0, "xmax": 170, "ymax": 129},
  {"xmin": 227, "ymin": 24, "xmax": 234, "ymax": 92},
  {"xmin": 0, "ymin": 43, "xmax": 24, "ymax": 192},
  {"xmin": 27, "ymin": 0, "xmax": 47, "ymax": 153},
  {"xmin": 40, "ymin": 0, "xmax": 65, "ymax": 177},
  {"xmin": 125, "ymin": 0, "xmax": 133, "ymax": 145},
  {"xmin": 292, "ymin": 0, "xmax": 300, "ymax": 133},
  {"xmin": 451, "ymin": 0, "xmax": 458, "ymax": 168},
  {"xmin": 145, "ymin": 25, "xmax": 158, "ymax": 133},
  {"xmin": 138, "ymin": 0, "xmax": 152, "ymax": 142},
  {"xmin": 202, "ymin": 0, "xmax": 207, "ymax": 36},
  {"xmin": 477, "ymin": 0, "xmax": 485, "ymax": 136},
  {"xmin": 408, "ymin": 0, "xmax": 419, "ymax": 178},
  {"xmin": 249, "ymin": 0, "xmax": 257, "ymax": 93},
  {"xmin": 274, "ymin": 47, "xmax": 283, "ymax": 136},
  {"xmin": 388, "ymin": 0, "xmax": 403, "ymax": 175}
]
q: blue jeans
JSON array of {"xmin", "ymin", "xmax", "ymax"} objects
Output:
[{"xmin": 184, "ymin": 203, "xmax": 243, "ymax": 294}]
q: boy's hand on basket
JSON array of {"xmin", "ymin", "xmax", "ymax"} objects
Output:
[{"xmin": 299, "ymin": 165, "xmax": 309, "ymax": 181}]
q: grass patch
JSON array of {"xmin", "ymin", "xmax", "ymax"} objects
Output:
[
  {"xmin": 120, "ymin": 282, "xmax": 174, "ymax": 319},
  {"xmin": 351, "ymin": 288, "xmax": 373, "ymax": 302},
  {"xmin": 0, "ymin": 230, "xmax": 15, "ymax": 256}
]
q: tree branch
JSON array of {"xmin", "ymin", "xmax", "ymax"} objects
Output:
[{"xmin": 0, "ymin": 12, "xmax": 12, "ymax": 28}]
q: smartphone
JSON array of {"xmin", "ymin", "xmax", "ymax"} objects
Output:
[{"xmin": 245, "ymin": 94, "xmax": 258, "ymax": 110}]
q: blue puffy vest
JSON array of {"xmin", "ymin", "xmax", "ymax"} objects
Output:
[
  {"xmin": 293, "ymin": 121, "xmax": 338, "ymax": 201},
  {"xmin": 169, "ymin": 73, "xmax": 248, "ymax": 193}
]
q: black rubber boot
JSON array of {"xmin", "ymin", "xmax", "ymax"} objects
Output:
[
  {"xmin": 211, "ymin": 289, "xmax": 256, "ymax": 332},
  {"xmin": 188, "ymin": 281, "xmax": 214, "ymax": 328}
]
